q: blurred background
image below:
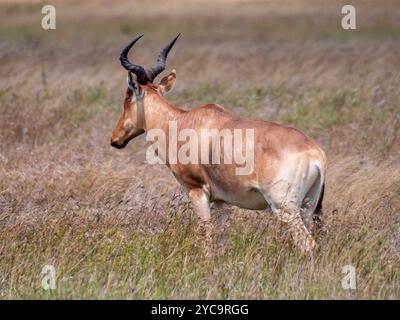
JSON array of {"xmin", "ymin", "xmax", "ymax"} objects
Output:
[{"xmin": 0, "ymin": 0, "xmax": 399, "ymax": 299}]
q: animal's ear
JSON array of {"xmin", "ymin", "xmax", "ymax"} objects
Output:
[{"xmin": 158, "ymin": 69, "xmax": 177, "ymax": 95}]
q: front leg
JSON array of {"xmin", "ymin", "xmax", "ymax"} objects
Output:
[
  {"xmin": 213, "ymin": 201, "xmax": 232, "ymax": 248},
  {"xmin": 188, "ymin": 188, "xmax": 212, "ymax": 257}
]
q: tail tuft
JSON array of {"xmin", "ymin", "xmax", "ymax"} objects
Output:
[{"xmin": 313, "ymin": 183, "xmax": 324, "ymax": 231}]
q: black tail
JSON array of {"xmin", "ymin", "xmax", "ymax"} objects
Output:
[{"xmin": 313, "ymin": 183, "xmax": 324, "ymax": 231}]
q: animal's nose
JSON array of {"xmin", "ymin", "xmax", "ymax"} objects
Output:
[{"xmin": 110, "ymin": 139, "xmax": 118, "ymax": 147}]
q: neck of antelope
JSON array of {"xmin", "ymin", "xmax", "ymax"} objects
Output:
[
  {"xmin": 142, "ymin": 92, "xmax": 185, "ymax": 166},
  {"xmin": 143, "ymin": 93, "xmax": 184, "ymax": 133}
]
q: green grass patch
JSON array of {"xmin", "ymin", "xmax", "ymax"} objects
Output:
[{"xmin": 1, "ymin": 206, "xmax": 398, "ymax": 299}]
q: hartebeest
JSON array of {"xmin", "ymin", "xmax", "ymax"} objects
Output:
[{"xmin": 111, "ymin": 34, "xmax": 326, "ymax": 254}]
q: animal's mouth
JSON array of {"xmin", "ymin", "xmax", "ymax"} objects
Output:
[
  {"xmin": 110, "ymin": 129, "xmax": 144, "ymax": 149},
  {"xmin": 110, "ymin": 139, "xmax": 128, "ymax": 149}
]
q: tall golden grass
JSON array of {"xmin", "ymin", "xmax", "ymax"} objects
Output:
[{"xmin": 0, "ymin": 0, "xmax": 399, "ymax": 299}]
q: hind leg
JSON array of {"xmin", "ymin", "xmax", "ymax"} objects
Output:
[
  {"xmin": 312, "ymin": 204, "xmax": 323, "ymax": 235},
  {"xmin": 262, "ymin": 182, "xmax": 316, "ymax": 254},
  {"xmin": 276, "ymin": 204, "xmax": 316, "ymax": 254},
  {"xmin": 302, "ymin": 181, "xmax": 324, "ymax": 236}
]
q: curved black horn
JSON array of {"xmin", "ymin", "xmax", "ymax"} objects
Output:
[
  {"xmin": 147, "ymin": 33, "xmax": 180, "ymax": 82},
  {"xmin": 120, "ymin": 34, "xmax": 149, "ymax": 84}
]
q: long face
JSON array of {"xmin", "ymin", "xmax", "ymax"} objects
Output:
[
  {"xmin": 110, "ymin": 88, "xmax": 145, "ymax": 149},
  {"xmin": 110, "ymin": 71, "xmax": 176, "ymax": 149},
  {"xmin": 110, "ymin": 33, "xmax": 179, "ymax": 149}
]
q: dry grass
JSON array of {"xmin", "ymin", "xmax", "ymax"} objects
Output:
[{"xmin": 0, "ymin": 0, "xmax": 399, "ymax": 299}]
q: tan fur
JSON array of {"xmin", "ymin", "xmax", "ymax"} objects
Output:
[{"xmin": 111, "ymin": 72, "xmax": 327, "ymax": 254}]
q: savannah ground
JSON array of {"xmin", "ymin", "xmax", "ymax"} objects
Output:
[{"xmin": 0, "ymin": 0, "xmax": 399, "ymax": 299}]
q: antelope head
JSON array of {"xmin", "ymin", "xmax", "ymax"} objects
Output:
[{"xmin": 110, "ymin": 34, "xmax": 179, "ymax": 149}]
